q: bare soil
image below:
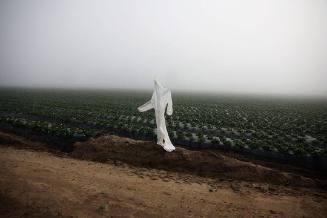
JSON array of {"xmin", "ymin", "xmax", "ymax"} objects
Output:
[{"xmin": 0, "ymin": 131, "xmax": 327, "ymax": 217}]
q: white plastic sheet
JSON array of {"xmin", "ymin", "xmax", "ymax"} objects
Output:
[{"xmin": 138, "ymin": 80, "xmax": 175, "ymax": 152}]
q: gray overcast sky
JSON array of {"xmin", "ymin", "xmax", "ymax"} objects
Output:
[{"xmin": 0, "ymin": 0, "xmax": 326, "ymax": 96}]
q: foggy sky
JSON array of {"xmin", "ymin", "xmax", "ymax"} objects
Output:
[{"xmin": 0, "ymin": 0, "xmax": 326, "ymax": 96}]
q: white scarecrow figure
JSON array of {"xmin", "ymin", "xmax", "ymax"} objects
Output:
[{"xmin": 138, "ymin": 80, "xmax": 175, "ymax": 152}]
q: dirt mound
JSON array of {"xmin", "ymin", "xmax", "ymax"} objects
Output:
[
  {"xmin": 1, "ymin": 130, "xmax": 325, "ymax": 189},
  {"xmin": 72, "ymin": 135, "xmax": 323, "ymax": 188}
]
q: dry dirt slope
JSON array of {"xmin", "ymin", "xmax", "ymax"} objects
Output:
[
  {"xmin": 72, "ymin": 135, "xmax": 326, "ymax": 188},
  {"xmin": 0, "ymin": 132, "xmax": 327, "ymax": 217}
]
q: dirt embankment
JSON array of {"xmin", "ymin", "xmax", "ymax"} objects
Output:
[
  {"xmin": 71, "ymin": 135, "xmax": 327, "ymax": 189},
  {"xmin": 1, "ymin": 131, "xmax": 327, "ymax": 217},
  {"xmin": 1, "ymin": 130, "xmax": 326, "ymax": 188}
]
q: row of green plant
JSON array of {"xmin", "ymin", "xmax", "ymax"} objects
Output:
[{"xmin": 0, "ymin": 88, "xmax": 326, "ymax": 157}]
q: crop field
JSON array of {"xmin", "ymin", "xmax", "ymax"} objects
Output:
[{"xmin": 0, "ymin": 88, "xmax": 326, "ymax": 168}]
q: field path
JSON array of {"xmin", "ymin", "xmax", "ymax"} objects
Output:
[{"xmin": 1, "ymin": 146, "xmax": 326, "ymax": 218}]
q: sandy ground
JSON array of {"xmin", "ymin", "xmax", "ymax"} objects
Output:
[
  {"xmin": 0, "ymin": 131, "xmax": 327, "ymax": 217},
  {"xmin": 0, "ymin": 146, "xmax": 326, "ymax": 218}
]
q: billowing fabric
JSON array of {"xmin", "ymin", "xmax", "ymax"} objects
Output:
[{"xmin": 138, "ymin": 80, "xmax": 175, "ymax": 152}]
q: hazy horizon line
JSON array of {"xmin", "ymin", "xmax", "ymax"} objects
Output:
[{"xmin": 1, "ymin": 84, "xmax": 327, "ymax": 100}]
